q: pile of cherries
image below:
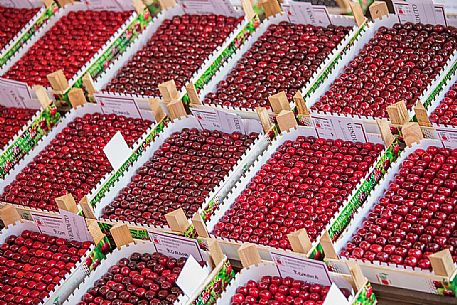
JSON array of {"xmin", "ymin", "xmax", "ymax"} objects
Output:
[
  {"xmin": 102, "ymin": 128, "xmax": 258, "ymax": 226},
  {"xmin": 0, "ymin": 113, "xmax": 151, "ymax": 212},
  {"xmin": 312, "ymin": 22, "xmax": 457, "ymax": 118},
  {"xmin": 105, "ymin": 14, "xmax": 242, "ymax": 96},
  {"xmin": 77, "ymin": 252, "xmax": 184, "ymax": 305},
  {"xmin": 231, "ymin": 276, "xmax": 331, "ymax": 305},
  {"xmin": 0, "ymin": 7, "xmax": 39, "ymax": 50},
  {"xmin": 341, "ymin": 146, "xmax": 457, "ymax": 270},
  {"xmin": 0, "ymin": 230, "xmax": 92, "ymax": 305},
  {"xmin": 0, "ymin": 106, "xmax": 36, "ymax": 150},
  {"xmin": 4, "ymin": 10, "xmax": 132, "ymax": 87},
  {"xmin": 203, "ymin": 21, "xmax": 349, "ymax": 109},
  {"xmin": 212, "ymin": 136, "xmax": 382, "ymax": 249},
  {"xmin": 430, "ymin": 84, "xmax": 457, "ymax": 125}
]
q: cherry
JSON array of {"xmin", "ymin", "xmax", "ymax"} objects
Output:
[
  {"xmin": 0, "ymin": 7, "xmax": 39, "ymax": 50},
  {"xmin": 430, "ymin": 85, "xmax": 457, "ymax": 125},
  {"xmin": 0, "ymin": 106, "xmax": 36, "ymax": 150}
]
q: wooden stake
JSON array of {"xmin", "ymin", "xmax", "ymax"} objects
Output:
[
  {"xmin": 287, "ymin": 229, "xmax": 313, "ymax": 255},
  {"xmin": 47, "ymin": 70, "xmax": 69, "ymax": 93},
  {"xmin": 260, "ymin": 0, "xmax": 282, "ymax": 18},
  {"xmin": 165, "ymin": 208, "xmax": 190, "ymax": 233},
  {"xmin": 132, "ymin": 0, "xmax": 146, "ymax": 14},
  {"xmin": 149, "ymin": 98, "xmax": 166, "ymax": 122},
  {"xmin": 238, "ymin": 243, "xmax": 262, "ymax": 268},
  {"xmin": 386, "ymin": 101, "xmax": 410, "ymax": 125},
  {"xmin": 241, "ymin": 0, "xmax": 256, "ymax": 19},
  {"xmin": 335, "ymin": 0, "xmax": 350, "ymax": 12},
  {"xmin": 347, "ymin": 0, "xmax": 367, "ymax": 27},
  {"xmin": 158, "ymin": 80, "xmax": 179, "ymax": 103},
  {"xmin": 277, "ymin": 110, "xmax": 298, "ymax": 133},
  {"xmin": 191, "ymin": 213, "xmax": 209, "ymax": 238},
  {"xmin": 33, "ymin": 85, "xmax": 52, "ymax": 108},
  {"xmin": 55, "ymin": 0, "xmax": 73, "ymax": 7},
  {"xmin": 167, "ymin": 100, "xmax": 187, "ymax": 120},
  {"xmin": 429, "ymin": 249, "xmax": 456, "ymax": 278},
  {"xmin": 79, "ymin": 196, "xmax": 95, "ymax": 219},
  {"xmin": 293, "ymin": 92, "xmax": 310, "ymax": 117},
  {"xmin": 207, "ymin": 238, "xmax": 225, "ymax": 267},
  {"xmin": 158, "ymin": 0, "xmax": 176, "ymax": 10},
  {"xmin": 401, "ymin": 122, "xmax": 423, "ymax": 147},
  {"xmin": 256, "ymin": 107, "xmax": 273, "ymax": 134},
  {"xmin": 268, "ymin": 91, "xmax": 290, "ymax": 114},
  {"xmin": 68, "ymin": 88, "xmax": 86, "ymax": 109},
  {"xmin": 110, "ymin": 224, "xmax": 134, "ymax": 249},
  {"xmin": 414, "ymin": 102, "xmax": 432, "ymax": 127},
  {"xmin": 369, "ymin": 1, "xmax": 389, "ymax": 20},
  {"xmin": 82, "ymin": 74, "xmax": 97, "ymax": 96},
  {"xmin": 347, "ymin": 261, "xmax": 367, "ymax": 292},
  {"xmin": 55, "ymin": 193, "xmax": 78, "ymax": 214},
  {"xmin": 0, "ymin": 204, "xmax": 21, "ymax": 227},
  {"xmin": 376, "ymin": 119, "xmax": 394, "ymax": 147},
  {"xmin": 320, "ymin": 231, "xmax": 339, "ymax": 260},
  {"xmin": 86, "ymin": 219, "xmax": 105, "ymax": 245},
  {"xmin": 185, "ymin": 82, "xmax": 202, "ymax": 106}
]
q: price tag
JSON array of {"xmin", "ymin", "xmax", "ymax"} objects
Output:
[
  {"xmin": 149, "ymin": 231, "xmax": 204, "ymax": 261},
  {"xmin": 270, "ymin": 251, "xmax": 332, "ymax": 287},
  {"xmin": 392, "ymin": 0, "xmax": 437, "ymax": 24},
  {"xmin": 103, "ymin": 131, "xmax": 133, "ymax": 171},
  {"xmin": 284, "ymin": 2, "xmax": 331, "ymax": 26},
  {"xmin": 192, "ymin": 107, "xmax": 248, "ymax": 134},
  {"xmin": 312, "ymin": 115, "xmax": 368, "ymax": 143},
  {"xmin": 437, "ymin": 128, "xmax": 457, "ymax": 148},
  {"xmin": 30, "ymin": 213, "xmax": 69, "ymax": 239},
  {"xmin": 85, "ymin": 0, "xmax": 131, "ymax": 10},
  {"xmin": 59, "ymin": 209, "xmax": 93, "ymax": 243},
  {"xmin": 178, "ymin": 0, "xmax": 240, "ymax": 17},
  {"xmin": 95, "ymin": 93, "xmax": 142, "ymax": 119},
  {"xmin": 0, "ymin": 78, "xmax": 38, "ymax": 109}
]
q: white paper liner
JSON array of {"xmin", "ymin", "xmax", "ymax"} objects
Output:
[
  {"xmin": 198, "ymin": 11, "xmax": 359, "ymax": 113},
  {"xmin": 92, "ymin": 114, "xmax": 270, "ymax": 231},
  {"xmin": 306, "ymin": 13, "xmax": 457, "ymax": 123},
  {"xmin": 0, "ymin": 220, "xmax": 95, "ymax": 305},
  {"xmin": 331, "ymin": 139, "xmax": 457, "ymax": 277},
  {"xmin": 93, "ymin": 3, "xmax": 251, "ymax": 102},
  {"xmin": 0, "ymin": 0, "xmax": 44, "ymax": 9},
  {"xmin": 0, "ymin": 2, "xmax": 138, "ymax": 90},
  {"xmin": 64, "ymin": 241, "xmax": 213, "ymax": 305},
  {"xmin": 0, "ymin": 103, "xmax": 155, "ymax": 214},
  {"xmin": 206, "ymin": 125, "xmax": 387, "ymax": 260}
]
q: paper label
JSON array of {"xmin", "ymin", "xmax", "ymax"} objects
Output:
[
  {"xmin": 192, "ymin": 107, "xmax": 247, "ymax": 134},
  {"xmin": 0, "ymin": 78, "xmax": 39, "ymax": 109},
  {"xmin": 178, "ymin": 0, "xmax": 239, "ymax": 17},
  {"xmin": 270, "ymin": 252, "xmax": 332, "ymax": 287},
  {"xmin": 0, "ymin": 0, "xmax": 42, "ymax": 8},
  {"xmin": 134, "ymin": 98, "xmax": 156, "ymax": 122},
  {"xmin": 176, "ymin": 255, "xmax": 210, "ymax": 297},
  {"xmin": 84, "ymin": 0, "xmax": 132, "ymax": 11},
  {"xmin": 31, "ymin": 213, "xmax": 69, "ymax": 238},
  {"xmin": 103, "ymin": 131, "xmax": 133, "ymax": 171},
  {"xmin": 393, "ymin": 0, "xmax": 438, "ymax": 24},
  {"xmin": 284, "ymin": 2, "xmax": 331, "ymax": 26},
  {"xmin": 434, "ymin": 4, "xmax": 448, "ymax": 26},
  {"xmin": 437, "ymin": 128, "xmax": 457, "ymax": 148},
  {"xmin": 95, "ymin": 93, "xmax": 142, "ymax": 119},
  {"xmin": 149, "ymin": 231, "xmax": 204, "ymax": 261},
  {"xmin": 312, "ymin": 115, "xmax": 368, "ymax": 143},
  {"xmin": 59, "ymin": 209, "xmax": 93, "ymax": 242}
]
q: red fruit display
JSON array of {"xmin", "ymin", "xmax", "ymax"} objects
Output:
[
  {"xmin": 105, "ymin": 14, "xmax": 242, "ymax": 97},
  {"xmin": 202, "ymin": 21, "xmax": 350, "ymax": 109},
  {"xmin": 231, "ymin": 276, "xmax": 330, "ymax": 305},
  {"xmin": 76, "ymin": 252, "xmax": 184, "ymax": 305},
  {"xmin": 430, "ymin": 84, "xmax": 457, "ymax": 125},
  {"xmin": 0, "ymin": 106, "xmax": 36, "ymax": 150},
  {"xmin": 341, "ymin": 145, "xmax": 457, "ymax": 270},
  {"xmin": 312, "ymin": 23, "xmax": 457, "ymax": 117},
  {"xmin": 0, "ymin": 113, "xmax": 151, "ymax": 212},
  {"xmin": 212, "ymin": 136, "xmax": 382, "ymax": 249},
  {"xmin": 102, "ymin": 128, "xmax": 258, "ymax": 226},
  {"xmin": 0, "ymin": 7, "xmax": 39, "ymax": 50},
  {"xmin": 0, "ymin": 230, "xmax": 91, "ymax": 305},
  {"xmin": 3, "ymin": 10, "xmax": 132, "ymax": 87}
]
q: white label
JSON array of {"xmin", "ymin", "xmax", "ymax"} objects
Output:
[
  {"xmin": 192, "ymin": 107, "xmax": 248, "ymax": 134},
  {"xmin": 149, "ymin": 231, "xmax": 204, "ymax": 261},
  {"xmin": 393, "ymin": 0, "xmax": 437, "ymax": 24},
  {"xmin": 31, "ymin": 213, "xmax": 69, "ymax": 238},
  {"xmin": 95, "ymin": 93, "xmax": 142, "ymax": 119},
  {"xmin": 322, "ymin": 283, "xmax": 349, "ymax": 305},
  {"xmin": 437, "ymin": 128, "xmax": 457, "ymax": 148},
  {"xmin": 103, "ymin": 131, "xmax": 133, "ymax": 171},
  {"xmin": 270, "ymin": 252, "xmax": 332, "ymax": 287},
  {"xmin": 0, "ymin": 0, "xmax": 42, "ymax": 8},
  {"xmin": 134, "ymin": 98, "xmax": 156, "ymax": 122},
  {"xmin": 178, "ymin": 0, "xmax": 240, "ymax": 17},
  {"xmin": 59, "ymin": 209, "xmax": 93, "ymax": 243},
  {"xmin": 242, "ymin": 118, "xmax": 263, "ymax": 134},
  {"xmin": 0, "ymin": 78, "xmax": 39, "ymax": 109},
  {"xmin": 284, "ymin": 2, "xmax": 331, "ymax": 26},
  {"xmin": 312, "ymin": 115, "xmax": 368, "ymax": 143},
  {"xmin": 84, "ymin": 0, "xmax": 132, "ymax": 10},
  {"xmin": 434, "ymin": 4, "xmax": 448, "ymax": 26},
  {"xmin": 435, "ymin": 0, "xmax": 457, "ymax": 14},
  {"xmin": 176, "ymin": 255, "xmax": 210, "ymax": 297}
]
